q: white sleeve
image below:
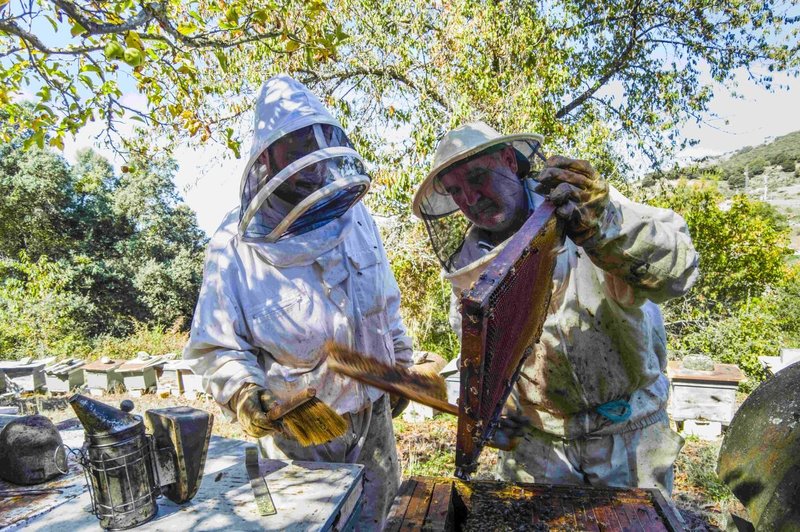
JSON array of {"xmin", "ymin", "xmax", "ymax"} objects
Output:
[{"xmin": 183, "ymin": 243, "xmax": 267, "ymax": 418}]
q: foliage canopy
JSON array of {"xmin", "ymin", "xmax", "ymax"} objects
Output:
[
  {"xmin": 642, "ymin": 179, "xmax": 799, "ymax": 386},
  {"xmin": 1, "ymin": 0, "xmax": 797, "ymax": 172}
]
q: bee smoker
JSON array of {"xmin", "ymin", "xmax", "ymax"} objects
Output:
[{"xmin": 68, "ymin": 394, "xmax": 213, "ymax": 530}]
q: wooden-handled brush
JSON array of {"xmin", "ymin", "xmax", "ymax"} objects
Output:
[
  {"xmin": 324, "ymin": 340, "xmax": 459, "ymax": 416},
  {"xmin": 259, "ymin": 388, "xmax": 348, "ymax": 447}
]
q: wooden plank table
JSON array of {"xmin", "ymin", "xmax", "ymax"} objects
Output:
[{"xmin": 1, "ymin": 420, "xmax": 364, "ymax": 531}]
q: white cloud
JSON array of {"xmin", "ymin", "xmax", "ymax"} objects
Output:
[
  {"xmin": 172, "ymin": 142, "xmax": 241, "ymax": 235},
  {"xmin": 677, "ymin": 71, "xmax": 800, "ymax": 160}
]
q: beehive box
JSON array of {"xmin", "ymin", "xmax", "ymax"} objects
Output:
[
  {"xmin": 157, "ymin": 359, "xmax": 191, "ymax": 396},
  {"xmin": 45, "ymin": 359, "xmax": 86, "ymax": 393},
  {"xmin": 387, "ymin": 477, "xmax": 684, "ymax": 531},
  {"xmin": 667, "ymin": 360, "xmax": 744, "ymax": 438},
  {"xmin": 117, "ymin": 353, "xmax": 166, "ymax": 396},
  {"xmin": 0, "ymin": 359, "xmax": 48, "ymax": 392},
  {"xmin": 181, "ymin": 372, "xmax": 206, "ymax": 399},
  {"xmin": 83, "ymin": 358, "xmax": 124, "ymax": 395}
]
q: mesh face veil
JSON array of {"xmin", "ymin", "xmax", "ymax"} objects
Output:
[
  {"xmin": 417, "ymin": 138, "xmax": 546, "ymax": 272},
  {"xmin": 239, "ymin": 123, "xmax": 370, "ymax": 242}
]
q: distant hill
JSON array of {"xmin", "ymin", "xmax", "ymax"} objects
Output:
[
  {"xmin": 643, "ymin": 130, "xmax": 800, "ymax": 251},
  {"xmin": 716, "ymin": 130, "xmax": 800, "ymax": 188}
]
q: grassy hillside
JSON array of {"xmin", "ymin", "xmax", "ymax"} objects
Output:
[
  {"xmin": 718, "ymin": 131, "xmax": 800, "ymax": 186},
  {"xmin": 644, "ymin": 130, "xmax": 800, "ymax": 250}
]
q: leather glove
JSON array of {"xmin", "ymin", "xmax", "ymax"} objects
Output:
[
  {"xmin": 228, "ymin": 383, "xmax": 282, "ymax": 438},
  {"xmin": 390, "ymin": 395, "xmax": 410, "ymax": 418},
  {"xmin": 534, "ymin": 155, "xmax": 609, "ymax": 246}
]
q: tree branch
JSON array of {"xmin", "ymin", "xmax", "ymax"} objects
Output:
[
  {"xmin": 50, "ymin": 0, "xmax": 154, "ymax": 35},
  {"xmin": 0, "ymin": 18, "xmax": 102, "ymax": 54},
  {"xmin": 298, "ymin": 66, "xmax": 449, "ymax": 110},
  {"xmin": 556, "ymin": 2, "xmax": 644, "ymax": 119},
  {"xmin": 144, "ymin": 3, "xmax": 284, "ymax": 50}
]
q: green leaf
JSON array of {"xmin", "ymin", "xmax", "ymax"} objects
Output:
[
  {"xmin": 44, "ymin": 15, "xmax": 59, "ymax": 33},
  {"xmin": 70, "ymin": 22, "xmax": 87, "ymax": 37},
  {"xmin": 78, "ymin": 74, "xmax": 95, "ymax": 89},
  {"xmin": 225, "ymin": 6, "xmax": 238, "ymax": 25},
  {"xmin": 125, "ymin": 31, "xmax": 143, "ymax": 51},
  {"xmin": 49, "ymin": 135, "xmax": 64, "ymax": 150},
  {"xmin": 214, "ymin": 50, "xmax": 229, "ymax": 73},
  {"xmin": 177, "ymin": 23, "xmax": 197, "ymax": 36},
  {"xmin": 81, "ymin": 63, "xmax": 102, "ymax": 74}
]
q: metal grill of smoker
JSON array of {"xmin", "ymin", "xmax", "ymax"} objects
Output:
[
  {"xmin": 80, "ymin": 431, "xmax": 161, "ymax": 530},
  {"xmin": 456, "ymin": 202, "xmax": 562, "ymax": 479}
]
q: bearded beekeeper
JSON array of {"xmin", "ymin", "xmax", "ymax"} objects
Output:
[
  {"xmin": 184, "ymin": 74, "xmax": 413, "ymax": 529},
  {"xmin": 412, "ymin": 122, "xmax": 699, "ymax": 496}
]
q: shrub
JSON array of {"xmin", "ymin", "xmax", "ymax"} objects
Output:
[
  {"xmin": 377, "ymin": 215, "xmax": 460, "ymax": 361},
  {"xmin": 91, "ymin": 320, "xmax": 189, "ymax": 361},
  {"xmin": 747, "ymin": 158, "xmax": 766, "ymax": 176},
  {"xmin": 0, "ymin": 253, "xmax": 93, "ymax": 359}
]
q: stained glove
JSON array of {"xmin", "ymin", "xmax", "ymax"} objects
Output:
[
  {"xmin": 534, "ymin": 155, "xmax": 609, "ymax": 246},
  {"xmin": 228, "ymin": 383, "xmax": 283, "ymax": 438}
]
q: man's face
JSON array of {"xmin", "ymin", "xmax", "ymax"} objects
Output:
[{"xmin": 438, "ymin": 146, "xmax": 528, "ymax": 232}]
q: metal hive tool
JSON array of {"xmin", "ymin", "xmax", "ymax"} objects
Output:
[{"xmin": 456, "ymin": 202, "xmax": 563, "ymax": 479}]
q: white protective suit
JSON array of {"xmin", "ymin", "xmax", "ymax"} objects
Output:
[
  {"xmin": 447, "ymin": 185, "xmax": 699, "ymax": 495},
  {"xmin": 184, "ymin": 75, "xmax": 413, "ymax": 530}
]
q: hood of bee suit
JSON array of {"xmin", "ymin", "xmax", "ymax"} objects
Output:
[{"xmin": 237, "ymin": 74, "xmax": 371, "ymax": 265}]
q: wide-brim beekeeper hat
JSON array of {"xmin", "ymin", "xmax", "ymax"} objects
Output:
[{"xmin": 411, "ymin": 121, "xmax": 544, "ymax": 270}]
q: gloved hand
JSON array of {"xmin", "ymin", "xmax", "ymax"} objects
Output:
[
  {"xmin": 487, "ymin": 413, "xmax": 530, "ymax": 451},
  {"xmin": 228, "ymin": 383, "xmax": 282, "ymax": 438},
  {"xmin": 534, "ymin": 155, "xmax": 609, "ymax": 246},
  {"xmin": 390, "ymin": 395, "xmax": 411, "ymax": 418}
]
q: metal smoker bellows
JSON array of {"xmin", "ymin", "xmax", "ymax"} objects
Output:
[
  {"xmin": 68, "ymin": 394, "xmax": 213, "ymax": 530},
  {"xmin": 456, "ymin": 202, "xmax": 563, "ymax": 479}
]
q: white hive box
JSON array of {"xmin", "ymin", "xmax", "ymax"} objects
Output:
[
  {"xmin": 667, "ymin": 359, "xmax": 745, "ymax": 439},
  {"xmin": 45, "ymin": 358, "xmax": 86, "ymax": 393},
  {"xmin": 759, "ymin": 347, "xmax": 800, "ymax": 377},
  {"xmin": 0, "ymin": 358, "xmax": 48, "ymax": 392},
  {"xmin": 157, "ymin": 358, "xmax": 194, "ymax": 396},
  {"xmin": 440, "ymin": 357, "xmax": 460, "ymax": 406},
  {"xmin": 181, "ymin": 372, "xmax": 206, "ymax": 399},
  {"xmin": 117, "ymin": 352, "xmax": 167, "ymax": 396},
  {"xmin": 83, "ymin": 357, "xmax": 125, "ymax": 395}
]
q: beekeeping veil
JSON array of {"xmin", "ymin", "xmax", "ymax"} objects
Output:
[
  {"xmin": 238, "ymin": 75, "xmax": 370, "ymax": 242},
  {"xmin": 411, "ymin": 121, "xmax": 545, "ymax": 276}
]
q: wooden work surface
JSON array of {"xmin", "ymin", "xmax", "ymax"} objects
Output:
[
  {"xmin": 1, "ymin": 420, "xmax": 364, "ymax": 531},
  {"xmin": 387, "ymin": 476, "xmax": 685, "ymax": 531}
]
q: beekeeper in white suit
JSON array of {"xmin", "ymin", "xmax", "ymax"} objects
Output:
[
  {"xmin": 184, "ymin": 74, "xmax": 413, "ymax": 529},
  {"xmin": 413, "ymin": 121, "xmax": 699, "ymax": 496}
]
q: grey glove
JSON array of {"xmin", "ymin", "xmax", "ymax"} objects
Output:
[{"xmin": 534, "ymin": 155, "xmax": 609, "ymax": 246}]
